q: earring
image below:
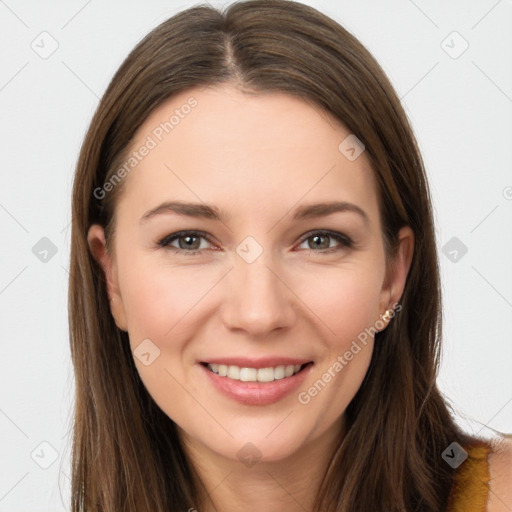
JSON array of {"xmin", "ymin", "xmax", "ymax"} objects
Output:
[{"xmin": 382, "ymin": 309, "xmax": 393, "ymax": 322}]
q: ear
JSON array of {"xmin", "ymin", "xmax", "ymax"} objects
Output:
[
  {"xmin": 378, "ymin": 225, "xmax": 414, "ymax": 326},
  {"xmin": 87, "ymin": 224, "xmax": 128, "ymax": 331}
]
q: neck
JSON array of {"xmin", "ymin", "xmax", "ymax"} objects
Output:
[{"xmin": 180, "ymin": 416, "xmax": 347, "ymax": 512}]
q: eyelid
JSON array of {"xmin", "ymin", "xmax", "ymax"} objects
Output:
[
  {"xmin": 158, "ymin": 230, "xmax": 213, "ymax": 246},
  {"xmin": 157, "ymin": 230, "xmax": 216, "ymax": 253},
  {"xmin": 157, "ymin": 229, "xmax": 354, "ymax": 254},
  {"xmin": 297, "ymin": 229, "xmax": 354, "ymax": 248}
]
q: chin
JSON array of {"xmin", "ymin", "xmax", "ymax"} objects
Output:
[{"xmin": 210, "ymin": 420, "xmax": 316, "ymax": 465}]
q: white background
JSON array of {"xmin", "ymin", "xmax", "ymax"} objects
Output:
[{"xmin": 0, "ymin": 0, "xmax": 511, "ymax": 510}]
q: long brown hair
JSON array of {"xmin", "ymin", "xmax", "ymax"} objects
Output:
[{"xmin": 68, "ymin": 1, "xmax": 486, "ymax": 510}]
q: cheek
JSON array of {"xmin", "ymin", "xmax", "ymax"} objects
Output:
[
  {"xmin": 291, "ymin": 263, "xmax": 384, "ymax": 345},
  {"xmin": 291, "ymin": 268, "xmax": 380, "ymax": 432},
  {"xmin": 116, "ymin": 258, "xmax": 212, "ymax": 424},
  {"xmin": 119, "ymin": 257, "xmax": 217, "ymax": 343}
]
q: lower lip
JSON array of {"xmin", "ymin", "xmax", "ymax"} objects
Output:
[{"xmin": 200, "ymin": 363, "xmax": 313, "ymax": 406}]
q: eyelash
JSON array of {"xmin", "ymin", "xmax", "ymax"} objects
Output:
[{"xmin": 157, "ymin": 229, "xmax": 354, "ymax": 256}]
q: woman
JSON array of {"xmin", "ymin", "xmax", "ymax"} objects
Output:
[{"xmin": 68, "ymin": 1, "xmax": 512, "ymax": 510}]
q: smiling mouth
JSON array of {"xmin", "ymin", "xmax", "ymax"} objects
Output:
[{"xmin": 201, "ymin": 362, "xmax": 313, "ymax": 383}]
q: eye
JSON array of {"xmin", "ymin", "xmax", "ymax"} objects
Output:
[
  {"xmin": 157, "ymin": 229, "xmax": 354, "ymax": 256},
  {"xmin": 157, "ymin": 230, "xmax": 214, "ymax": 256},
  {"xmin": 297, "ymin": 230, "xmax": 354, "ymax": 254}
]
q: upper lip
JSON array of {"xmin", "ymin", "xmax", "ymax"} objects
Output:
[{"xmin": 200, "ymin": 357, "xmax": 313, "ymax": 369}]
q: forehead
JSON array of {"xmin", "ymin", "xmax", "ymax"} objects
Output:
[{"xmin": 116, "ymin": 84, "xmax": 381, "ymax": 227}]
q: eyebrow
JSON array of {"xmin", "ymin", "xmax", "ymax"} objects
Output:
[{"xmin": 141, "ymin": 200, "xmax": 369, "ymax": 226}]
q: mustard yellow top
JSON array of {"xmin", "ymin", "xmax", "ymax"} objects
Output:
[
  {"xmin": 446, "ymin": 440, "xmax": 491, "ymax": 512},
  {"xmin": 446, "ymin": 433, "xmax": 512, "ymax": 511}
]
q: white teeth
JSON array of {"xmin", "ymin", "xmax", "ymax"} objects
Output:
[
  {"xmin": 256, "ymin": 367, "xmax": 274, "ymax": 382},
  {"xmin": 240, "ymin": 367, "xmax": 257, "ymax": 382},
  {"xmin": 227, "ymin": 365, "xmax": 240, "ymax": 379},
  {"xmin": 206, "ymin": 362, "xmax": 306, "ymax": 382},
  {"xmin": 273, "ymin": 365, "xmax": 285, "ymax": 380}
]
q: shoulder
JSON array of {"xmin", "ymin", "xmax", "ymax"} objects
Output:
[{"xmin": 487, "ymin": 434, "xmax": 512, "ymax": 511}]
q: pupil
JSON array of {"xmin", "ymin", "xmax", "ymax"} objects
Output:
[
  {"xmin": 312, "ymin": 235, "xmax": 327, "ymax": 249},
  {"xmin": 183, "ymin": 236, "xmax": 198, "ymax": 249}
]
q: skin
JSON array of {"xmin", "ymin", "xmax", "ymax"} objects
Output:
[
  {"xmin": 88, "ymin": 84, "xmax": 415, "ymax": 511},
  {"xmin": 487, "ymin": 436, "xmax": 512, "ymax": 511}
]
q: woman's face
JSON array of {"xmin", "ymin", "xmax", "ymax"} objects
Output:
[{"xmin": 89, "ymin": 84, "xmax": 412, "ymax": 464}]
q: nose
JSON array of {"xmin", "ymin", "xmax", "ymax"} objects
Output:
[{"xmin": 221, "ymin": 249, "xmax": 296, "ymax": 338}]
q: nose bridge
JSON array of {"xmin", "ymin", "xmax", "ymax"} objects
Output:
[{"xmin": 222, "ymin": 234, "xmax": 294, "ymax": 335}]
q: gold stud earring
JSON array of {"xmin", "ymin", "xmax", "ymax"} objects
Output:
[{"xmin": 382, "ymin": 309, "xmax": 393, "ymax": 322}]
